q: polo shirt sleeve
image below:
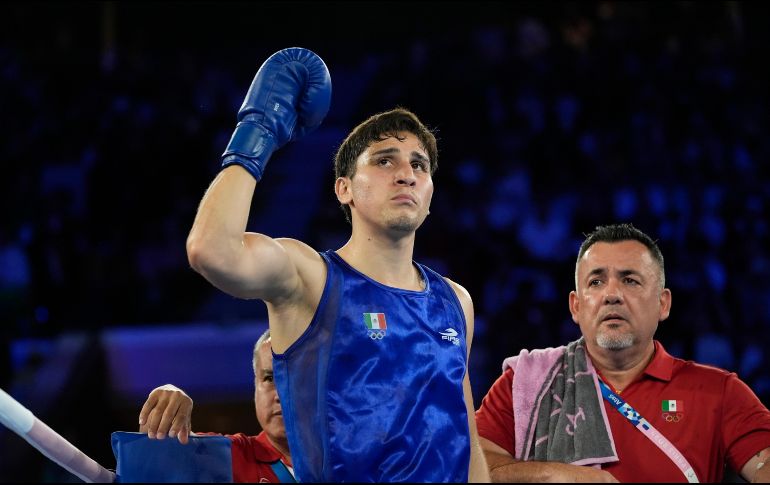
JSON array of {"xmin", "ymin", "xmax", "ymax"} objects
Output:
[
  {"xmin": 475, "ymin": 367, "xmax": 515, "ymax": 456},
  {"xmin": 721, "ymin": 373, "xmax": 770, "ymax": 472},
  {"xmin": 227, "ymin": 433, "xmax": 252, "ymax": 469},
  {"xmin": 226, "ymin": 433, "xmax": 283, "ymax": 483}
]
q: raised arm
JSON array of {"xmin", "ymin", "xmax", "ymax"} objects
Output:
[{"xmin": 186, "ymin": 48, "xmax": 332, "ymax": 304}]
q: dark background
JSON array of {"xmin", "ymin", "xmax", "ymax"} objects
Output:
[{"xmin": 2, "ymin": 1, "xmax": 770, "ymax": 481}]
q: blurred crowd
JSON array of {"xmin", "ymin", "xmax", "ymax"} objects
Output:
[{"xmin": 2, "ymin": 1, "xmax": 769, "ymax": 405}]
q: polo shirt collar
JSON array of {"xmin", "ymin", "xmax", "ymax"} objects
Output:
[
  {"xmin": 253, "ymin": 430, "xmax": 286, "ymax": 464},
  {"xmin": 642, "ymin": 340, "xmax": 674, "ymax": 382}
]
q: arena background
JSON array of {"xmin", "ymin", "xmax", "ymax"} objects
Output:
[{"xmin": 2, "ymin": 1, "xmax": 770, "ymax": 481}]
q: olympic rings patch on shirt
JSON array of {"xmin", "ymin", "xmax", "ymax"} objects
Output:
[{"xmin": 662, "ymin": 412, "xmax": 684, "ymax": 422}]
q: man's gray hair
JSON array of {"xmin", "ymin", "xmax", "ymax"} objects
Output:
[{"xmin": 252, "ymin": 328, "xmax": 271, "ymax": 376}]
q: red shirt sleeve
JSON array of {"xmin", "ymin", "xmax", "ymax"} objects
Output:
[
  {"xmin": 475, "ymin": 367, "xmax": 515, "ymax": 456},
  {"xmin": 721, "ymin": 373, "xmax": 770, "ymax": 472},
  {"xmin": 194, "ymin": 432, "xmax": 282, "ymax": 483}
]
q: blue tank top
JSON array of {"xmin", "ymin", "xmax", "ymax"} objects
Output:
[{"xmin": 272, "ymin": 250, "xmax": 470, "ymax": 482}]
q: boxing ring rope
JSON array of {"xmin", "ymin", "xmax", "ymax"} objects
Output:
[{"xmin": 0, "ymin": 387, "xmax": 115, "ymax": 483}]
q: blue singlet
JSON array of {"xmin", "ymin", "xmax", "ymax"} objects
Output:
[{"xmin": 273, "ymin": 250, "xmax": 470, "ymax": 482}]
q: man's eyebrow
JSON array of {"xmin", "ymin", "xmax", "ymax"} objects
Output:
[
  {"xmin": 370, "ymin": 147, "xmax": 429, "ymax": 163},
  {"xmin": 370, "ymin": 147, "xmax": 399, "ymax": 158},
  {"xmin": 587, "ymin": 268, "xmax": 606, "ymax": 278},
  {"xmin": 617, "ymin": 269, "xmax": 643, "ymax": 278},
  {"xmin": 586, "ymin": 268, "xmax": 643, "ymax": 278},
  {"xmin": 412, "ymin": 151, "xmax": 429, "ymax": 164}
]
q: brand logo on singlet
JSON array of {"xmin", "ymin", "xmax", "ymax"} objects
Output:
[
  {"xmin": 363, "ymin": 312, "xmax": 387, "ymax": 340},
  {"xmin": 661, "ymin": 399, "xmax": 684, "ymax": 422},
  {"xmin": 439, "ymin": 328, "xmax": 460, "ymax": 346}
]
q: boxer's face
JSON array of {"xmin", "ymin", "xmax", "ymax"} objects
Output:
[{"xmin": 337, "ymin": 131, "xmax": 434, "ymax": 233}]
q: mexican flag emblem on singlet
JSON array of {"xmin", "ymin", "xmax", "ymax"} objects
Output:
[{"xmin": 363, "ymin": 313, "xmax": 387, "ymax": 330}]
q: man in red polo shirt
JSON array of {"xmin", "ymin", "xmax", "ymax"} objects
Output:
[
  {"xmin": 139, "ymin": 329, "xmax": 294, "ymax": 483},
  {"xmin": 476, "ymin": 223, "xmax": 770, "ymax": 482}
]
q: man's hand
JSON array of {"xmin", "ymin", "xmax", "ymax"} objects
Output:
[{"xmin": 138, "ymin": 384, "xmax": 193, "ymax": 445}]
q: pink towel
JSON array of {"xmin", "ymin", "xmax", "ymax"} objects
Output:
[{"xmin": 503, "ymin": 338, "xmax": 618, "ymax": 466}]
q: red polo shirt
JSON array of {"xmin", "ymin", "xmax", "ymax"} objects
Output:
[
  {"xmin": 199, "ymin": 431, "xmax": 293, "ymax": 483},
  {"xmin": 476, "ymin": 341, "xmax": 770, "ymax": 482}
]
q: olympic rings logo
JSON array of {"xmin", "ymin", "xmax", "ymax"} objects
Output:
[
  {"xmin": 662, "ymin": 412, "xmax": 683, "ymax": 422},
  {"xmin": 368, "ymin": 330, "xmax": 385, "ymax": 340}
]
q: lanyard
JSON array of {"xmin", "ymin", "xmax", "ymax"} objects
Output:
[
  {"xmin": 269, "ymin": 459, "xmax": 297, "ymax": 483},
  {"xmin": 598, "ymin": 379, "xmax": 699, "ymax": 483}
]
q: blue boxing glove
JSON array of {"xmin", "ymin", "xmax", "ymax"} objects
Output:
[{"xmin": 221, "ymin": 47, "xmax": 332, "ymax": 181}]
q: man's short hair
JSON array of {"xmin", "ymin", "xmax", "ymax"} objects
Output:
[
  {"xmin": 333, "ymin": 107, "xmax": 438, "ymax": 223},
  {"xmin": 576, "ymin": 223, "xmax": 665, "ymax": 288}
]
